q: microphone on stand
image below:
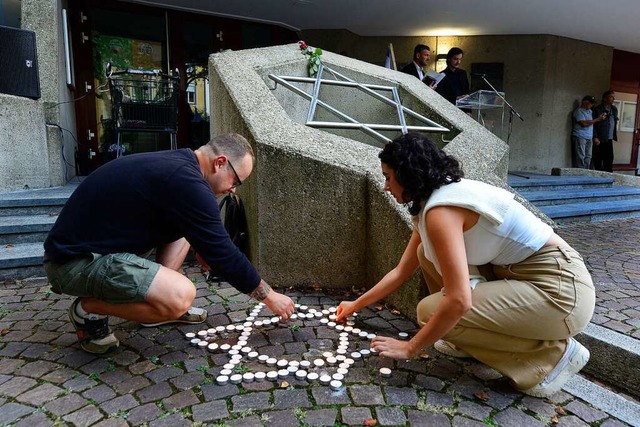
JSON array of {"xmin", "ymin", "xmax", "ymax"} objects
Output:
[{"xmin": 471, "ymin": 73, "xmax": 487, "ymax": 77}]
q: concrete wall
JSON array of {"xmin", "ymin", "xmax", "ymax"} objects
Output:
[
  {"xmin": 209, "ymin": 44, "xmax": 510, "ymax": 318},
  {"xmin": 302, "ymin": 31, "xmax": 613, "ymax": 173},
  {"xmin": 0, "ymin": 95, "xmax": 50, "ymax": 191},
  {"xmin": 0, "ymin": 0, "xmax": 76, "ymax": 192}
]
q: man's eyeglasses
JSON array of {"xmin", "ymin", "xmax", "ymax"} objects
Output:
[{"xmin": 227, "ymin": 159, "xmax": 242, "ymax": 188}]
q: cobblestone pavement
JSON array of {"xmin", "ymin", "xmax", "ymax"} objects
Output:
[
  {"xmin": 0, "ymin": 258, "xmax": 636, "ymax": 427},
  {"xmin": 558, "ymin": 218, "xmax": 640, "ymax": 338}
]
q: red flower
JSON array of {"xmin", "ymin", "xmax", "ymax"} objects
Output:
[{"xmin": 298, "ymin": 40, "xmax": 308, "ymax": 50}]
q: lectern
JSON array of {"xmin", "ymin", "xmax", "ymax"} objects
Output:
[{"xmin": 456, "ymin": 90, "xmax": 505, "ymax": 138}]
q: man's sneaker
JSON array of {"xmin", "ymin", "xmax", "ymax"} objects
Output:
[
  {"xmin": 140, "ymin": 306, "xmax": 207, "ymax": 327},
  {"xmin": 434, "ymin": 339, "xmax": 472, "ymax": 358},
  {"xmin": 68, "ymin": 298, "xmax": 119, "ymax": 354},
  {"xmin": 521, "ymin": 338, "xmax": 590, "ymax": 398}
]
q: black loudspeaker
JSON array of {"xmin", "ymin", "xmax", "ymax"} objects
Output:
[{"xmin": 0, "ymin": 25, "xmax": 41, "ymax": 99}]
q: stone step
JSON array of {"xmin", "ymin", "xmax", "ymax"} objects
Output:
[
  {"xmin": 0, "ymin": 183, "xmax": 77, "ymax": 217},
  {"xmin": 540, "ymin": 199, "xmax": 640, "ymax": 224},
  {"xmin": 0, "ymin": 242, "xmax": 44, "ymax": 280},
  {"xmin": 0, "ymin": 214, "xmax": 57, "ymax": 244},
  {"xmin": 508, "ymin": 174, "xmax": 614, "ymax": 192},
  {"xmin": 519, "ymin": 186, "xmax": 640, "ymax": 206}
]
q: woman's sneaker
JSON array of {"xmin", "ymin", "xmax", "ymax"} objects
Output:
[
  {"xmin": 434, "ymin": 339, "xmax": 472, "ymax": 358},
  {"xmin": 521, "ymin": 338, "xmax": 590, "ymax": 398},
  {"xmin": 68, "ymin": 298, "xmax": 119, "ymax": 354},
  {"xmin": 140, "ymin": 306, "xmax": 207, "ymax": 327}
]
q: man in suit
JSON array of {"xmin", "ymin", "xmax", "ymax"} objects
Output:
[
  {"xmin": 435, "ymin": 47, "xmax": 470, "ymax": 106},
  {"xmin": 400, "ymin": 44, "xmax": 435, "ymax": 87}
]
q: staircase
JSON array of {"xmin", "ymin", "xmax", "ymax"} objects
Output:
[
  {"xmin": 0, "ymin": 183, "xmax": 78, "ymax": 280},
  {"xmin": 509, "ymin": 172, "xmax": 640, "ymax": 224}
]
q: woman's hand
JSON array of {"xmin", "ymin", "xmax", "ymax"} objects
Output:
[
  {"xmin": 371, "ymin": 336, "xmax": 415, "ymax": 360},
  {"xmin": 336, "ymin": 301, "xmax": 357, "ymax": 323}
]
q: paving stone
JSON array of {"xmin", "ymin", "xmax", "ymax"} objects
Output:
[
  {"xmin": 226, "ymin": 415, "xmax": 263, "ymax": 427},
  {"xmin": 384, "ymin": 386, "xmax": 418, "ymax": 405},
  {"xmin": 113, "ymin": 375, "xmax": 151, "ymax": 394},
  {"xmin": 426, "ymin": 391, "xmax": 455, "ymax": 408},
  {"xmin": 45, "ymin": 368, "xmax": 81, "ymax": 385},
  {"xmin": 145, "ymin": 366, "xmax": 183, "ymax": 383},
  {"xmin": 82, "ymin": 384, "xmax": 116, "ymax": 404},
  {"xmin": 243, "ymin": 380, "xmax": 275, "ymax": 391},
  {"xmin": 0, "ymin": 357, "xmax": 26, "ymax": 373},
  {"xmin": 20, "ymin": 343, "xmax": 54, "ymax": 358},
  {"xmin": 12, "ymin": 411, "xmax": 52, "ymax": 427},
  {"xmin": 349, "ymin": 384, "xmax": 385, "ymax": 405},
  {"xmin": 493, "ymin": 407, "xmax": 546, "ymax": 427},
  {"xmin": 556, "ymin": 415, "xmax": 590, "ymax": 427},
  {"xmin": 273, "ymin": 388, "xmax": 312, "ymax": 409},
  {"xmin": 375, "ymin": 406, "xmax": 407, "ymax": 426},
  {"xmin": 415, "ymin": 374, "xmax": 445, "ymax": 391},
  {"xmin": 13, "ymin": 381, "xmax": 58, "ymax": 404},
  {"xmin": 456, "ymin": 401, "xmax": 492, "ymax": 421},
  {"xmin": 452, "ymin": 415, "xmax": 486, "ymax": 427},
  {"xmin": 311, "ymin": 386, "xmax": 352, "ymax": 405},
  {"xmin": 136, "ymin": 381, "xmax": 173, "ymax": 403},
  {"xmin": 44, "ymin": 393, "xmax": 88, "ymax": 416},
  {"xmin": 63, "ymin": 405, "xmax": 104, "ymax": 427},
  {"xmin": 268, "ymin": 328, "xmax": 294, "ymax": 344},
  {"xmin": 148, "ymin": 412, "xmax": 191, "ymax": 427},
  {"xmin": 599, "ymin": 419, "xmax": 630, "ymax": 427},
  {"xmin": 99, "ymin": 368, "xmax": 132, "ymax": 387},
  {"xmin": 407, "ymin": 410, "xmax": 451, "ymax": 427},
  {"xmin": 0, "ymin": 377, "xmax": 38, "ymax": 397},
  {"xmin": 170, "ymin": 371, "xmax": 204, "ymax": 389},
  {"xmin": 520, "ymin": 396, "xmax": 558, "ymax": 418},
  {"xmin": 262, "ymin": 409, "xmax": 299, "ymax": 427},
  {"xmin": 100, "ymin": 394, "xmax": 139, "ymax": 416},
  {"xmin": 232, "ymin": 391, "xmax": 271, "ymax": 412},
  {"xmin": 341, "ymin": 406, "xmax": 373, "ymax": 426},
  {"xmin": 565, "ymin": 400, "xmax": 608, "ymax": 423},
  {"xmin": 201, "ymin": 383, "xmax": 239, "ymax": 401},
  {"xmin": 162, "ymin": 389, "xmax": 200, "ymax": 411},
  {"xmin": 192, "ymin": 399, "xmax": 229, "ymax": 422},
  {"xmin": 0, "ymin": 402, "xmax": 35, "ymax": 425},
  {"xmin": 303, "ymin": 408, "xmax": 338, "ymax": 426}
]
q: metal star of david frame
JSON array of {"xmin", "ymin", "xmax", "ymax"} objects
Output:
[{"xmin": 269, "ymin": 63, "xmax": 449, "ymax": 143}]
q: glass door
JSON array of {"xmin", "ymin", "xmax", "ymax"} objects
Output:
[{"xmin": 613, "ymin": 92, "xmax": 639, "ymax": 171}]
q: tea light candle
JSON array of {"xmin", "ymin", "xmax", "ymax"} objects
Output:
[
  {"xmin": 367, "ymin": 333, "xmax": 376, "ymax": 340},
  {"xmin": 335, "ymin": 355, "xmax": 346, "ymax": 362},
  {"xmin": 322, "ymin": 351, "xmax": 334, "ymax": 358},
  {"xmin": 338, "ymin": 362, "xmax": 350, "ymax": 369},
  {"xmin": 248, "ymin": 351, "xmax": 258, "ymax": 360},
  {"xmin": 277, "ymin": 359, "xmax": 288, "ymax": 368},
  {"xmin": 299, "ymin": 360, "xmax": 311, "ymax": 368},
  {"xmin": 290, "ymin": 314, "xmax": 298, "ymax": 320},
  {"xmin": 185, "ymin": 332, "xmax": 196, "ymax": 340},
  {"xmin": 258, "ymin": 355, "xmax": 269, "ymax": 363},
  {"xmin": 254, "ymin": 321, "xmax": 263, "ymax": 327},
  {"xmin": 207, "ymin": 343, "xmax": 219, "ymax": 352},
  {"xmin": 215, "ymin": 326, "xmax": 226, "ymax": 333},
  {"xmin": 351, "ymin": 351, "xmax": 362, "ymax": 360},
  {"xmin": 344, "ymin": 326, "xmax": 353, "ymax": 333},
  {"xmin": 262, "ymin": 319, "xmax": 272, "ymax": 326},
  {"xmin": 359, "ymin": 331, "xmax": 368, "ymax": 338},
  {"xmin": 266, "ymin": 371, "xmax": 278, "ymax": 381},
  {"xmin": 335, "ymin": 325, "xmax": 345, "ymax": 331},
  {"xmin": 299, "ymin": 305, "xmax": 308, "ymax": 311},
  {"xmin": 241, "ymin": 347, "xmax": 251, "ymax": 354},
  {"xmin": 278, "ymin": 369, "xmax": 289, "ymax": 378},
  {"xmin": 223, "ymin": 363, "xmax": 235, "ymax": 370},
  {"xmin": 360, "ymin": 349, "xmax": 371, "ymax": 357},
  {"xmin": 228, "ymin": 349, "xmax": 239, "ymax": 356},
  {"xmin": 289, "ymin": 360, "xmax": 300, "ymax": 367},
  {"xmin": 225, "ymin": 325, "xmax": 235, "ymax": 331},
  {"xmin": 330, "ymin": 380, "xmax": 342, "ymax": 390},
  {"xmin": 197, "ymin": 341, "xmax": 208, "ymax": 349},
  {"xmin": 336, "ymin": 349, "xmax": 347, "ymax": 355},
  {"xmin": 313, "ymin": 359, "xmax": 325, "ymax": 367},
  {"xmin": 216, "ymin": 375, "xmax": 229, "ymax": 385},
  {"xmin": 295, "ymin": 370, "xmax": 307, "ymax": 380},
  {"xmin": 327, "ymin": 322, "xmax": 336, "ymax": 327},
  {"xmin": 207, "ymin": 328, "xmax": 216, "ymax": 336},
  {"xmin": 326, "ymin": 357, "xmax": 337, "ymax": 365},
  {"xmin": 190, "ymin": 338, "xmax": 201, "ymax": 347},
  {"xmin": 246, "ymin": 316, "xmax": 255, "ymax": 321},
  {"xmin": 220, "ymin": 369, "xmax": 233, "ymax": 376},
  {"xmin": 242, "ymin": 372, "xmax": 254, "ymax": 383},
  {"xmin": 254, "ymin": 371, "xmax": 266, "ymax": 382},
  {"xmin": 344, "ymin": 358, "xmax": 355, "ymax": 365},
  {"xmin": 328, "ymin": 307, "xmax": 337, "ymax": 313},
  {"xmin": 320, "ymin": 318, "xmax": 329, "ymax": 324},
  {"xmin": 332, "ymin": 373, "xmax": 344, "ymax": 381},
  {"xmin": 379, "ymin": 367, "xmax": 391, "ymax": 377},
  {"xmin": 197, "ymin": 330, "xmax": 208, "ymax": 339},
  {"xmin": 307, "ymin": 372, "xmax": 319, "ymax": 381},
  {"xmin": 271, "ymin": 317, "xmax": 279, "ymax": 323},
  {"xmin": 230, "ymin": 374, "xmax": 242, "ymax": 384},
  {"xmin": 351, "ymin": 328, "xmax": 361, "ymax": 335},
  {"xmin": 398, "ymin": 332, "xmax": 409, "ymax": 340},
  {"xmin": 329, "ymin": 315, "xmax": 337, "ymax": 321},
  {"xmin": 319, "ymin": 374, "xmax": 331, "ymax": 385},
  {"xmin": 266, "ymin": 358, "xmax": 277, "ymax": 366}
]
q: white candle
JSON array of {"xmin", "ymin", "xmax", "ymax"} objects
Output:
[
  {"xmin": 216, "ymin": 375, "xmax": 229, "ymax": 385},
  {"xmin": 229, "ymin": 374, "xmax": 242, "ymax": 384},
  {"xmin": 330, "ymin": 380, "xmax": 342, "ymax": 390},
  {"xmin": 379, "ymin": 367, "xmax": 391, "ymax": 377},
  {"xmin": 307, "ymin": 372, "xmax": 319, "ymax": 381}
]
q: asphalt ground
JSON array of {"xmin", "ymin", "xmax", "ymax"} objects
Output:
[{"xmin": 0, "ymin": 218, "xmax": 639, "ymax": 426}]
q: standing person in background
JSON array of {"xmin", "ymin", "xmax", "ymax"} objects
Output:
[
  {"xmin": 400, "ymin": 44, "xmax": 436, "ymax": 88},
  {"xmin": 592, "ymin": 90, "xmax": 619, "ymax": 172},
  {"xmin": 572, "ymin": 95, "xmax": 605, "ymax": 169},
  {"xmin": 435, "ymin": 47, "xmax": 470, "ymax": 106}
]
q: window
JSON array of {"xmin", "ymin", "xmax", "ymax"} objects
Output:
[{"xmin": 187, "ymin": 83, "xmax": 196, "ymax": 104}]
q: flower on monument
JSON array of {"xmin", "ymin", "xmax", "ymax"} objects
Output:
[{"xmin": 298, "ymin": 40, "xmax": 323, "ymax": 77}]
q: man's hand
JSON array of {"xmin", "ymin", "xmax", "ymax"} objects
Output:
[
  {"xmin": 593, "ymin": 137, "xmax": 600, "ymax": 146},
  {"xmin": 371, "ymin": 336, "xmax": 415, "ymax": 360},
  {"xmin": 250, "ymin": 280, "xmax": 294, "ymax": 321}
]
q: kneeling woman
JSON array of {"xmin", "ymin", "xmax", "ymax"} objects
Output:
[{"xmin": 336, "ymin": 133, "xmax": 595, "ymax": 397}]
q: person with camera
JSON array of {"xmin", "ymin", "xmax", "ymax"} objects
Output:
[{"xmin": 572, "ymin": 95, "xmax": 606, "ymax": 169}]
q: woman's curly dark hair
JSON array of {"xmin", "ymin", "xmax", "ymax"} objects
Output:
[{"xmin": 379, "ymin": 133, "xmax": 464, "ymax": 215}]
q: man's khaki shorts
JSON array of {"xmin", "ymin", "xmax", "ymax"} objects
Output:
[{"xmin": 44, "ymin": 252, "xmax": 160, "ymax": 304}]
